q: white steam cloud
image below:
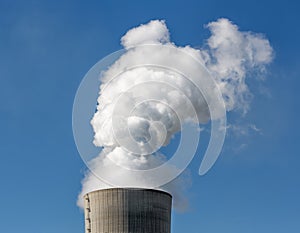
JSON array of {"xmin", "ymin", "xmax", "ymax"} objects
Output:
[{"xmin": 77, "ymin": 18, "xmax": 273, "ymax": 209}]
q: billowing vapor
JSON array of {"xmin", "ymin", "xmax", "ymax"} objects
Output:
[{"xmin": 77, "ymin": 19, "xmax": 273, "ymax": 209}]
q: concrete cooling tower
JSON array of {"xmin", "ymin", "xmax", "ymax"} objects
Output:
[{"xmin": 84, "ymin": 188, "xmax": 172, "ymax": 233}]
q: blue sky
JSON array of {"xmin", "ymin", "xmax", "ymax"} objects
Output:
[{"xmin": 0, "ymin": 0, "xmax": 299, "ymax": 232}]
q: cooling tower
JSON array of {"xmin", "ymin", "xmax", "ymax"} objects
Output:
[{"xmin": 84, "ymin": 188, "xmax": 172, "ymax": 233}]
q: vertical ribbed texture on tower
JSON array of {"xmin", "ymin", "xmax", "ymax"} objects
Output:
[{"xmin": 84, "ymin": 188, "xmax": 172, "ymax": 233}]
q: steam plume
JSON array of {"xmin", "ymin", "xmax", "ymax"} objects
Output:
[{"xmin": 77, "ymin": 19, "xmax": 273, "ymax": 208}]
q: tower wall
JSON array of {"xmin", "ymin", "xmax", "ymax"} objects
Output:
[{"xmin": 84, "ymin": 188, "xmax": 172, "ymax": 233}]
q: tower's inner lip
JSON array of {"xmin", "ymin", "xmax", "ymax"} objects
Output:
[{"xmin": 84, "ymin": 187, "xmax": 172, "ymax": 198}]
